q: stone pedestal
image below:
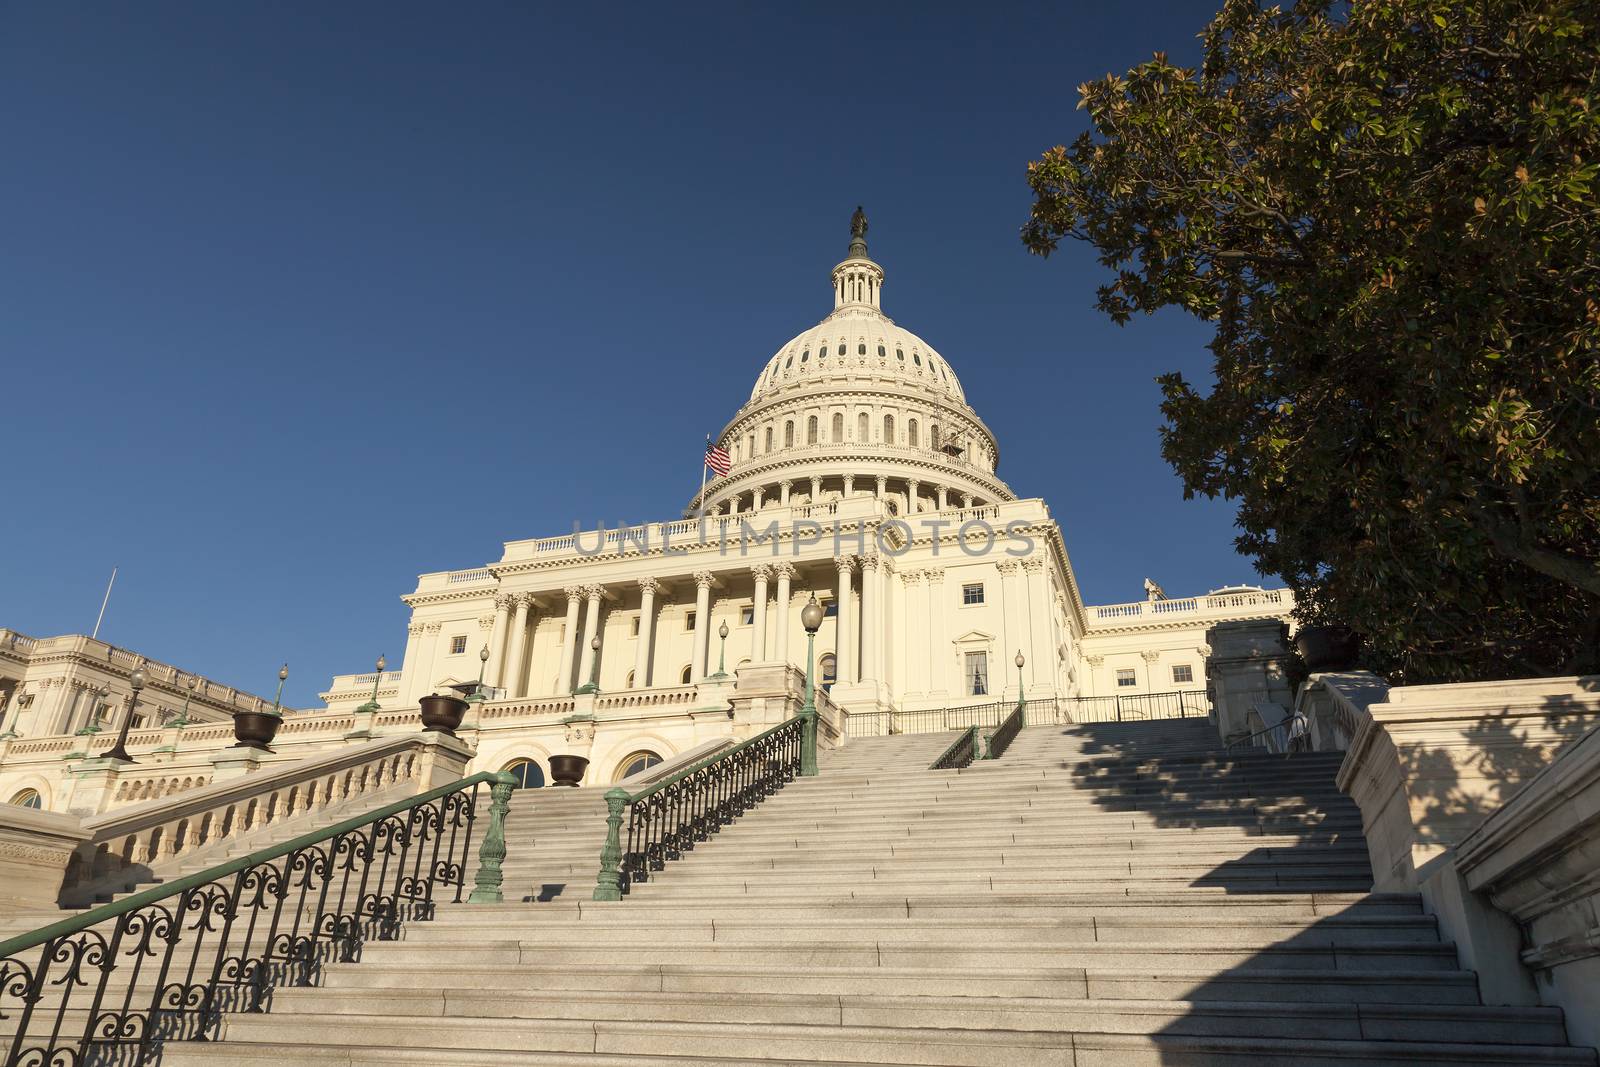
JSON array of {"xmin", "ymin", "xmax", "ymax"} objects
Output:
[
  {"xmin": 0, "ymin": 804, "xmax": 90, "ymax": 909},
  {"xmin": 63, "ymin": 757, "xmax": 133, "ymax": 816},
  {"xmin": 209, "ymin": 745, "xmax": 266, "ymax": 781},
  {"xmin": 1338, "ymin": 675, "xmax": 1600, "ymax": 892},
  {"xmin": 414, "ymin": 730, "xmax": 474, "ymax": 791},
  {"xmin": 1204, "ymin": 619, "xmax": 1292, "ymax": 744}
]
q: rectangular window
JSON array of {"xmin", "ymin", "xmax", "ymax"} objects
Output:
[
  {"xmin": 685, "ymin": 611, "xmax": 697, "ymax": 631},
  {"xmin": 1116, "ymin": 668, "xmax": 1137, "ymax": 688},
  {"xmin": 822, "ymin": 598, "xmax": 838, "ymax": 618},
  {"xmin": 449, "ymin": 635, "xmax": 467, "ymax": 655},
  {"xmin": 740, "ymin": 605, "xmax": 755, "ymax": 625},
  {"xmin": 966, "ymin": 651, "xmax": 989, "ymax": 696},
  {"xmin": 1172, "ymin": 664, "xmax": 1194, "ymax": 684},
  {"xmin": 630, "ymin": 617, "xmax": 641, "ymax": 637},
  {"xmin": 961, "ymin": 582, "xmax": 984, "ymax": 606}
]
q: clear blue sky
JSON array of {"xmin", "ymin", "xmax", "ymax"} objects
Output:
[{"xmin": 0, "ymin": 1, "xmax": 1259, "ymax": 708}]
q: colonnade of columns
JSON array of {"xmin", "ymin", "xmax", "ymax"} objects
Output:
[{"xmin": 429, "ymin": 550, "xmax": 1061, "ymax": 706}]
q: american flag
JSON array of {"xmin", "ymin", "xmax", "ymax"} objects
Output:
[{"xmin": 704, "ymin": 440, "xmax": 731, "ymax": 477}]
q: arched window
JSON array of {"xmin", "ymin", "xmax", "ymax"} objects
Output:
[
  {"xmin": 837, "ymin": 343, "xmax": 846, "ymax": 356},
  {"xmin": 680, "ymin": 665, "xmax": 693, "ymax": 684},
  {"xmin": 831, "ymin": 413, "xmax": 844, "ymax": 442},
  {"xmin": 857, "ymin": 412, "xmax": 869, "ymax": 441},
  {"xmin": 877, "ymin": 345, "xmax": 886, "ymax": 358},
  {"xmin": 931, "ymin": 424, "xmax": 941, "ymax": 450},
  {"xmin": 800, "ymin": 350, "xmax": 809, "ymax": 363},
  {"xmin": 807, "ymin": 416, "xmax": 819, "ymax": 445},
  {"xmin": 625, "ymin": 670, "xmax": 636, "ymax": 688},
  {"xmin": 746, "ymin": 433, "xmax": 754, "ymax": 458},
  {"xmin": 896, "ymin": 348, "xmax": 905, "ymax": 361},
  {"xmin": 501, "ymin": 760, "xmax": 545, "ymax": 789},
  {"xmin": 785, "ymin": 421, "xmax": 795, "ymax": 447},
  {"xmin": 8, "ymin": 788, "xmax": 42, "ymax": 809},
  {"xmin": 884, "ymin": 414, "xmax": 895, "ymax": 443},
  {"xmin": 764, "ymin": 426, "xmax": 773, "ymax": 452},
  {"xmin": 914, "ymin": 353, "xmax": 923, "ymax": 366},
  {"xmin": 909, "ymin": 419, "xmax": 920, "ymax": 448},
  {"xmin": 617, "ymin": 750, "xmax": 664, "ymax": 780},
  {"xmin": 857, "ymin": 343, "xmax": 866, "ymax": 355},
  {"xmin": 820, "ymin": 654, "xmax": 838, "ymax": 692},
  {"xmin": 787, "ymin": 355, "xmax": 795, "ymax": 368}
]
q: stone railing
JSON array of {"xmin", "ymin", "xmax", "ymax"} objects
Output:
[
  {"xmin": 1089, "ymin": 588, "xmax": 1292, "ymax": 626},
  {"xmin": 594, "ymin": 685, "xmax": 699, "ymax": 712},
  {"xmin": 0, "ymin": 629, "xmax": 39, "ymax": 655},
  {"xmin": 58, "ymin": 734, "xmax": 460, "ymax": 907}
]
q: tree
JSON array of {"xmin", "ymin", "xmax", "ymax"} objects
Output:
[{"xmin": 1023, "ymin": 0, "xmax": 1600, "ymax": 682}]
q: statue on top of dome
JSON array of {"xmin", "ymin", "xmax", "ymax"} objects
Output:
[{"xmin": 848, "ymin": 205, "xmax": 869, "ymax": 258}]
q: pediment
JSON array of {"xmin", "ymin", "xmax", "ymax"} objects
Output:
[{"xmin": 952, "ymin": 629, "xmax": 995, "ymax": 645}]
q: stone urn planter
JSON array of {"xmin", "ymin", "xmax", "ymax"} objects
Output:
[
  {"xmin": 548, "ymin": 754, "xmax": 589, "ymax": 788},
  {"xmin": 1294, "ymin": 625, "xmax": 1362, "ymax": 673},
  {"xmin": 232, "ymin": 711, "xmax": 281, "ymax": 752},
  {"xmin": 419, "ymin": 694, "xmax": 469, "ymax": 736}
]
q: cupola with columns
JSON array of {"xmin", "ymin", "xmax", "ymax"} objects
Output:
[{"xmin": 691, "ymin": 208, "xmax": 1013, "ymax": 519}]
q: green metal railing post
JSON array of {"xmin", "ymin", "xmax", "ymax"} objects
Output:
[
  {"xmin": 592, "ymin": 787, "xmax": 629, "ymax": 901},
  {"xmin": 800, "ymin": 629, "xmax": 818, "ymax": 777},
  {"xmin": 467, "ymin": 771, "xmax": 517, "ymax": 903}
]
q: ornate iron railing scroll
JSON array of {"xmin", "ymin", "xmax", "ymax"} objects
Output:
[
  {"xmin": 594, "ymin": 713, "xmax": 804, "ymax": 900},
  {"xmin": 0, "ymin": 770, "xmax": 513, "ymax": 1067}
]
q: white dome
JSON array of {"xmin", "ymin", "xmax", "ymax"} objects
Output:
[{"xmin": 749, "ymin": 307, "xmax": 968, "ymax": 406}]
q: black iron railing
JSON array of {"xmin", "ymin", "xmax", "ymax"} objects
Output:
[
  {"xmin": 984, "ymin": 701, "xmax": 1026, "ymax": 759},
  {"xmin": 1064, "ymin": 690, "xmax": 1210, "ymax": 723},
  {"xmin": 0, "ymin": 771, "xmax": 513, "ymax": 1067},
  {"xmin": 929, "ymin": 726, "xmax": 978, "ymax": 769},
  {"xmin": 594, "ymin": 713, "xmax": 806, "ymax": 899}
]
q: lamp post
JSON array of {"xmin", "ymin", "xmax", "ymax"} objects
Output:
[
  {"xmin": 1015, "ymin": 650, "xmax": 1026, "ymax": 709},
  {"xmin": 714, "ymin": 621, "xmax": 730, "ymax": 677},
  {"xmin": 172, "ymin": 675, "xmax": 198, "ymax": 727},
  {"xmin": 799, "ymin": 596, "xmax": 824, "ymax": 776},
  {"xmin": 104, "ymin": 668, "xmax": 145, "ymax": 763},
  {"xmin": 576, "ymin": 635, "xmax": 602, "ymax": 694},
  {"xmin": 468, "ymin": 645, "xmax": 490, "ymax": 704},
  {"xmin": 356, "ymin": 655, "xmax": 386, "ymax": 713},
  {"xmin": 271, "ymin": 664, "xmax": 288, "ymax": 715}
]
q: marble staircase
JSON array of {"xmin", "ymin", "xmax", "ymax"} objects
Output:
[{"xmin": 143, "ymin": 718, "xmax": 1595, "ymax": 1064}]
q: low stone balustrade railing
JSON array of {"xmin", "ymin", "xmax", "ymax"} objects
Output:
[{"xmin": 57, "ymin": 734, "xmax": 463, "ymax": 907}]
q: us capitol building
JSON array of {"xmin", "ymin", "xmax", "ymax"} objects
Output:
[{"xmin": 0, "ymin": 210, "xmax": 1292, "ymax": 805}]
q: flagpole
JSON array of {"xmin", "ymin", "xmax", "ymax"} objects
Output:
[
  {"xmin": 92, "ymin": 566, "xmax": 117, "ymax": 640},
  {"xmin": 697, "ymin": 434, "xmax": 711, "ymax": 516}
]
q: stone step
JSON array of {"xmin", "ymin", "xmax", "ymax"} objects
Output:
[
  {"xmin": 321, "ymin": 957, "xmax": 1483, "ymax": 1004},
  {"xmin": 170, "ymin": 1014, "xmax": 1598, "ymax": 1066},
  {"xmin": 346, "ymin": 935, "xmax": 1460, "ymax": 972},
  {"xmin": 258, "ymin": 987, "xmax": 1568, "ymax": 1046},
  {"xmin": 398, "ymin": 913, "xmax": 1437, "ymax": 947}
]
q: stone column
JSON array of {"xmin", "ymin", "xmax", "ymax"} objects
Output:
[
  {"xmin": 751, "ymin": 564, "xmax": 771, "ymax": 662},
  {"xmin": 936, "ymin": 486, "xmax": 948, "ymax": 511},
  {"xmin": 926, "ymin": 568, "xmax": 946, "ymax": 695},
  {"xmin": 558, "ymin": 587, "xmax": 583, "ymax": 695},
  {"xmin": 633, "ymin": 577, "xmax": 659, "ymax": 688},
  {"xmin": 400, "ymin": 623, "xmax": 424, "ymax": 704},
  {"xmin": 1022, "ymin": 558, "xmax": 1053, "ymax": 690},
  {"xmin": 860, "ymin": 554, "xmax": 880, "ymax": 683},
  {"xmin": 577, "ymin": 585, "xmax": 604, "ymax": 685},
  {"xmin": 907, "ymin": 479, "xmax": 920, "ymax": 514},
  {"xmin": 996, "ymin": 561, "xmax": 1021, "ymax": 699},
  {"xmin": 901, "ymin": 571, "xmax": 925, "ymax": 693},
  {"xmin": 875, "ymin": 475, "xmax": 887, "ymax": 500},
  {"xmin": 843, "ymin": 474, "xmax": 855, "ymax": 497},
  {"xmin": 503, "ymin": 593, "xmax": 535, "ymax": 697},
  {"xmin": 752, "ymin": 486, "xmax": 764, "ymax": 511},
  {"xmin": 810, "ymin": 476, "xmax": 822, "ymax": 504},
  {"xmin": 773, "ymin": 562, "xmax": 794, "ymax": 667},
  {"xmin": 486, "ymin": 594, "xmax": 514, "ymax": 688},
  {"xmin": 779, "ymin": 480, "xmax": 792, "ymax": 507},
  {"xmin": 835, "ymin": 557, "xmax": 856, "ymax": 685},
  {"xmin": 691, "ymin": 571, "xmax": 714, "ymax": 682}
]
